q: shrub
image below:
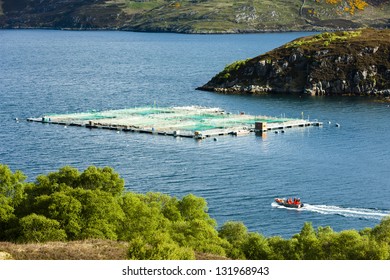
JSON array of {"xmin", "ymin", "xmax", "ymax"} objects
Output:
[
  {"xmin": 18, "ymin": 214, "xmax": 67, "ymax": 243},
  {"xmin": 127, "ymin": 234, "xmax": 195, "ymax": 260}
]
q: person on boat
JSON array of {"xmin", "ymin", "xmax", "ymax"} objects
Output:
[{"xmin": 287, "ymin": 198, "xmax": 292, "ymax": 204}]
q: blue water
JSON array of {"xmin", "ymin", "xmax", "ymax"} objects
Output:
[{"xmin": 1, "ymin": 30, "xmax": 389, "ymax": 238}]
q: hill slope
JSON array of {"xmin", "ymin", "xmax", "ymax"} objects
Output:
[
  {"xmin": 0, "ymin": 0, "xmax": 389, "ymax": 32},
  {"xmin": 198, "ymin": 29, "xmax": 390, "ymax": 96}
]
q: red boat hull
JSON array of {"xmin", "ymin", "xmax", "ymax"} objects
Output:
[{"xmin": 274, "ymin": 198, "xmax": 303, "ymax": 208}]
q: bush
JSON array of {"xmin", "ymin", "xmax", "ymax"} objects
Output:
[
  {"xmin": 127, "ymin": 234, "xmax": 195, "ymax": 260},
  {"xmin": 18, "ymin": 214, "xmax": 67, "ymax": 243}
]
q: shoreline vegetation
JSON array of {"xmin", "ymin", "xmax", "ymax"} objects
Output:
[
  {"xmin": 198, "ymin": 28, "xmax": 390, "ymax": 98},
  {"xmin": 0, "ymin": 1, "xmax": 389, "ymax": 33},
  {"xmin": 1, "ymin": 164, "xmax": 390, "ymax": 260}
]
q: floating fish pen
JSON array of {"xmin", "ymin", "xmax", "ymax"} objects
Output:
[{"xmin": 27, "ymin": 106, "xmax": 322, "ymax": 139}]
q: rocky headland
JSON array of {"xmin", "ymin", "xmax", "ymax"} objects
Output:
[{"xmin": 198, "ymin": 29, "xmax": 390, "ymax": 97}]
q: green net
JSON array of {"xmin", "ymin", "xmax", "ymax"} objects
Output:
[{"xmin": 40, "ymin": 106, "xmax": 303, "ymax": 133}]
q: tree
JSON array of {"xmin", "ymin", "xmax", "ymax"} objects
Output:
[
  {"xmin": 267, "ymin": 236, "xmax": 300, "ymax": 260},
  {"xmin": 328, "ymin": 230, "xmax": 366, "ymax": 259},
  {"xmin": 18, "ymin": 214, "xmax": 67, "ymax": 242},
  {"xmin": 118, "ymin": 192, "xmax": 170, "ymax": 241},
  {"xmin": 176, "ymin": 219, "xmax": 227, "ymax": 255},
  {"xmin": 46, "ymin": 166, "xmax": 81, "ymax": 188},
  {"xmin": 242, "ymin": 232, "xmax": 271, "ymax": 259},
  {"xmin": 179, "ymin": 194, "xmax": 216, "ymax": 226},
  {"xmin": 42, "ymin": 191, "xmax": 83, "ymax": 240},
  {"xmin": 219, "ymin": 221, "xmax": 248, "ymax": 244},
  {"xmin": 218, "ymin": 221, "xmax": 248, "ymax": 259},
  {"xmin": 72, "ymin": 188, "xmax": 124, "ymax": 240},
  {"xmin": 78, "ymin": 166, "xmax": 125, "ymax": 196},
  {"xmin": 142, "ymin": 192, "xmax": 183, "ymax": 222},
  {"xmin": 371, "ymin": 217, "xmax": 390, "ymax": 244},
  {"xmin": 0, "ymin": 164, "xmax": 27, "ymax": 240},
  {"xmin": 0, "ymin": 200, "xmax": 14, "ymax": 224},
  {"xmin": 0, "ymin": 164, "xmax": 26, "ymax": 207},
  {"xmin": 293, "ymin": 222, "xmax": 321, "ymax": 259},
  {"xmin": 370, "ymin": 217, "xmax": 390, "ymax": 259},
  {"xmin": 127, "ymin": 233, "xmax": 195, "ymax": 260}
]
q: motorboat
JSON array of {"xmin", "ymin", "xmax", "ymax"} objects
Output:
[{"xmin": 274, "ymin": 198, "xmax": 304, "ymax": 208}]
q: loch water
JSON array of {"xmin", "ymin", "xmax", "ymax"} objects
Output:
[{"xmin": 1, "ymin": 30, "xmax": 389, "ymax": 238}]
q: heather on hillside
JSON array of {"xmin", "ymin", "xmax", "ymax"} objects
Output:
[{"xmin": 0, "ymin": 0, "xmax": 388, "ymax": 32}]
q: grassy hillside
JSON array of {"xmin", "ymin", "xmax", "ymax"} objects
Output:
[
  {"xmin": 115, "ymin": 0, "xmax": 390, "ymax": 32},
  {"xmin": 0, "ymin": 0, "xmax": 389, "ymax": 32}
]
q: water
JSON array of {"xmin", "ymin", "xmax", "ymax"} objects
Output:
[{"xmin": 1, "ymin": 30, "xmax": 389, "ymax": 238}]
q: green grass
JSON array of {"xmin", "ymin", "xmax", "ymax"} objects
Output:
[
  {"xmin": 125, "ymin": 0, "xmax": 164, "ymax": 11},
  {"xmin": 286, "ymin": 30, "xmax": 363, "ymax": 48},
  {"xmin": 216, "ymin": 59, "xmax": 249, "ymax": 80},
  {"xmin": 1, "ymin": 0, "xmax": 388, "ymax": 32},
  {"xmin": 125, "ymin": 0, "xmax": 389, "ymax": 32},
  {"xmin": 119, "ymin": 0, "xmax": 386, "ymax": 32},
  {"xmin": 123, "ymin": 0, "xmax": 307, "ymax": 32}
]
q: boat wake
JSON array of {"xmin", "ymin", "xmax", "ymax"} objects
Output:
[{"xmin": 272, "ymin": 202, "xmax": 390, "ymax": 220}]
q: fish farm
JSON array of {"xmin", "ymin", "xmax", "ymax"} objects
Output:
[{"xmin": 27, "ymin": 106, "xmax": 322, "ymax": 139}]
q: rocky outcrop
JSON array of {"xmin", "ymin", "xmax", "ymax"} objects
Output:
[{"xmin": 198, "ymin": 29, "xmax": 390, "ymax": 97}]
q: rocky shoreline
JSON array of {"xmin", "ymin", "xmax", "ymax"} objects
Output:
[{"xmin": 198, "ymin": 29, "xmax": 390, "ymax": 97}]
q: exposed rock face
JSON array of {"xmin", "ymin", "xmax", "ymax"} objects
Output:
[{"xmin": 198, "ymin": 29, "xmax": 390, "ymax": 97}]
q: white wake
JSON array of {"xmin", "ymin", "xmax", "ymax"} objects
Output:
[{"xmin": 272, "ymin": 202, "xmax": 390, "ymax": 220}]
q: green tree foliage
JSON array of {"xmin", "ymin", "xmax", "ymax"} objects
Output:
[
  {"xmin": 23, "ymin": 165, "xmax": 124, "ymax": 199},
  {"xmin": 219, "ymin": 221, "xmax": 248, "ymax": 259},
  {"xmin": 78, "ymin": 166, "xmax": 125, "ymax": 196},
  {"xmin": 0, "ymin": 164, "xmax": 26, "ymax": 209},
  {"xmin": 18, "ymin": 213, "xmax": 67, "ymax": 242},
  {"xmin": 293, "ymin": 222, "xmax": 322, "ymax": 259},
  {"xmin": 242, "ymin": 232, "xmax": 271, "ymax": 259},
  {"xmin": 127, "ymin": 233, "xmax": 195, "ymax": 260},
  {"xmin": 0, "ymin": 165, "xmax": 27, "ymax": 240},
  {"xmin": 370, "ymin": 217, "xmax": 390, "ymax": 258},
  {"xmin": 371, "ymin": 217, "xmax": 390, "ymax": 244},
  {"xmin": 173, "ymin": 194, "xmax": 227, "ymax": 255},
  {"xmin": 71, "ymin": 188, "xmax": 124, "ymax": 240},
  {"xmin": 118, "ymin": 192, "xmax": 169, "ymax": 241},
  {"xmin": 1, "ymin": 163, "xmax": 390, "ymax": 260},
  {"xmin": 179, "ymin": 194, "xmax": 213, "ymax": 223},
  {"xmin": 267, "ymin": 236, "xmax": 300, "ymax": 260},
  {"xmin": 24, "ymin": 166, "xmax": 78, "ymax": 199},
  {"xmin": 292, "ymin": 223, "xmax": 390, "ymax": 260},
  {"xmin": 0, "ymin": 164, "xmax": 228, "ymax": 257},
  {"xmin": 42, "ymin": 191, "xmax": 83, "ymax": 240}
]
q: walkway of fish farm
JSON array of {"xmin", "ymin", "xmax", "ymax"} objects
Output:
[{"xmin": 27, "ymin": 106, "xmax": 322, "ymax": 139}]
